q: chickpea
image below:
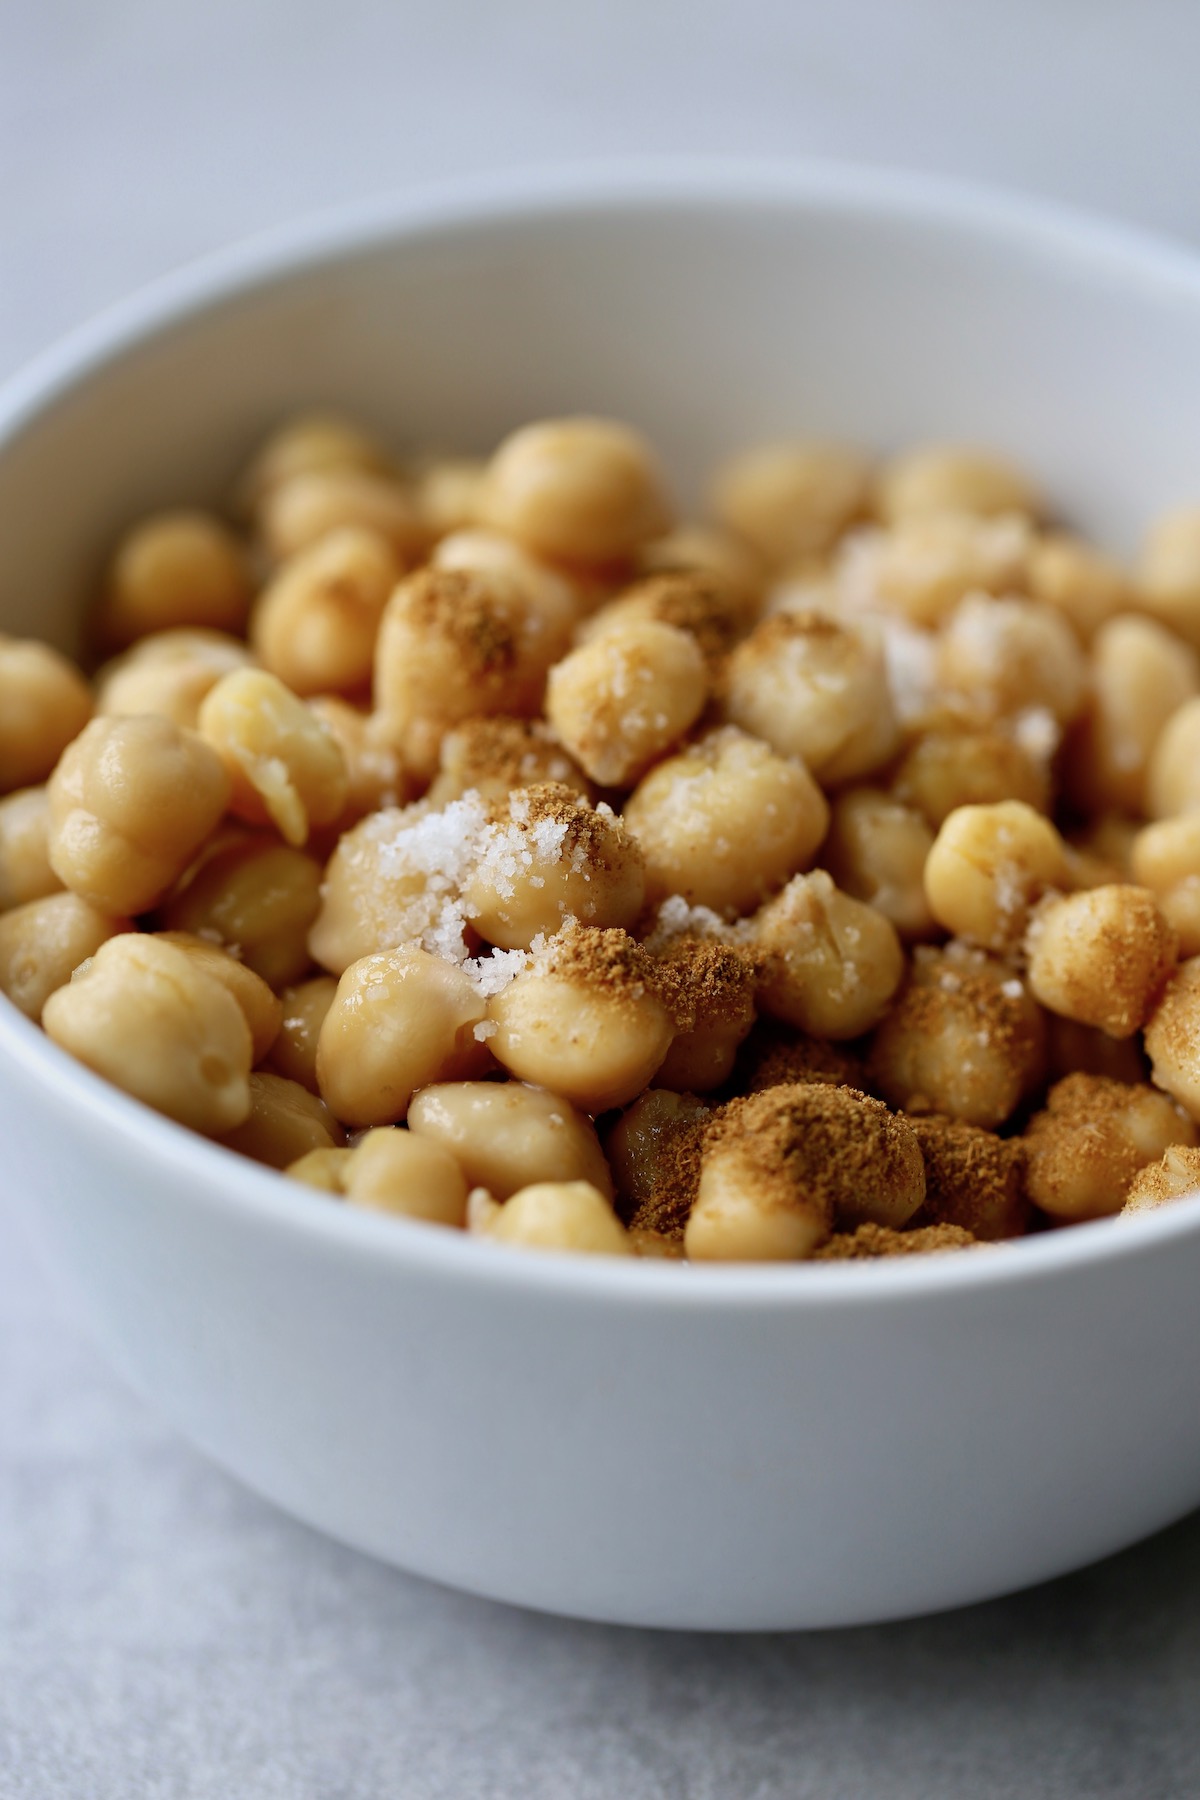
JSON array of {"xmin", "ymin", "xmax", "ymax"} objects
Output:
[
  {"xmin": 42, "ymin": 933, "xmax": 252, "ymax": 1134},
  {"xmin": 1132, "ymin": 815, "xmax": 1200, "ymax": 956},
  {"xmin": 408, "ymin": 1080, "xmax": 612, "ymax": 1200},
  {"xmin": 822, "ymin": 788, "xmax": 936, "ymax": 939},
  {"xmin": 0, "ymin": 638, "xmax": 92, "ymax": 794},
  {"xmin": 1138, "ymin": 504, "xmax": 1200, "ymax": 649},
  {"xmin": 622, "ymin": 727, "xmax": 827, "ymax": 916},
  {"xmin": 286, "ymin": 1146, "xmax": 354, "ymax": 1193},
  {"xmin": 1124, "ymin": 1143, "xmax": 1200, "ymax": 1212},
  {"xmin": 724, "ymin": 612, "xmax": 898, "ymax": 785},
  {"xmin": 636, "ymin": 523, "xmax": 764, "ymax": 621},
  {"xmin": 463, "ymin": 784, "xmax": 645, "ymax": 949},
  {"xmin": 48, "ymin": 715, "xmax": 230, "ymax": 915},
  {"xmin": 340, "ymin": 1127, "xmax": 469, "ymax": 1227},
  {"xmin": 875, "ymin": 445, "xmax": 1039, "ymax": 524},
  {"xmin": 161, "ymin": 836, "xmax": 322, "ymax": 988},
  {"xmin": 481, "ymin": 1180, "xmax": 632, "ymax": 1256},
  {"xmin": 908, "ymin": 1116, "xmax": 1029, "ymax": 1242},
  {"xmin": 237, "ymin": 413, "xmax": 392, "ymax": 514},
  {"xmin": 198, "ymin": 669, "xmax": 347, "ymax": 848},
  {"xmin": 480, "ymin": 417, "xmax": 671, "ymax": 563},
  {"xmin": 1045, "ymin": 1014, "xmax": 1150, "ymax": 1087},
  {"xmin": 485, "ymin": 927, "xmax": 674, "ymax": 1112},
  {"xmin": 432, "ymin": 528, "xmax": 582, "ymax": 638},
  {"xmin": 891, "ymin": 710, "xmax": 1051, "ymax": 827},
  {"xmin": 219, "ymin": 1070, "xmax": 344, "ymax": 1168},
  {"xmin": 95, "ymin": 512, "xmax": 252, "ymax": 649},
  {"xmin": 544, "ymin": 619, "xmax": 709, "ymax": 788},
  {"xmin": 156, "ymin": 931, "xmax": 283, "ymax": 1062},
  {"xmin": 605, "ymin": 1088, "xmax": 710, "ymax": 1217},
  {"xmin": 375, "ymin": 567, "xmax": 570, "ymax": 779},
  {"xmin": 1145, "ymin": 957, "xmax": 1200, "ymax": 1119},
  {"xmin": 249, "ymin": 527, "xmax": 400, "ymax": 697},
  {"xmin": 96, "ymin": 628, "xmax": 256, "ymax": 729},
  {"xmin": 1028, "ymin": 531, "xmax": 1129, "ymax": 642},
  {"xmin": 0, "ymin": 892, "xmax": 128, "ymax": 1020},
  {"xmin": 923, "ymin": 802, "xmax": 1070, "ymax": 950},
  {"xmin": 0, "ymin": 788, "xmax": 61, "ymax": 911},
  {"xmin": 265, "ymin": 975, "xmax": 337, "ymax": 1092},
  {"xmin": 1024, "ymin": 1072, "xmax": 1196, "ymax": 1221},
  {"xmin": 426, "ymin": 715, "xmax": 592, "ymax": 808},
  {"xmin": 837, "ymin": 511, "xmax": 1032, "ymax": 626},
  {"xmin": 869, "ymin": 944, "xmax": 1046, "ymax": 1128},
  {"xmin": 412, "ymin": 458, "xmax": 487, "ymax": 542},
  {"xmin": 578, "ymin": 571, "xmax": 743, "ymax": 670},
  {"xmin": 937, "ymin": 593, "xmax": 1087, "ymax": 726},
  {"xmin": 1025, "ymin": 886, "xmax": 1177, "ymax": 1039},
  {"xmin": 1146, "ymin": 697, "xmax": 1200, "ymax": 819},
  {"xmin": 258, "ymin": 466, "xmax": 421, "ymax": 565},
  {"xmin": 305, "ymin": 698, "xmax": 408, "ymax": 829},
  {"xmin": 1065, "ymin": 615, "xmax": 1199, "ymax": 817},
  {"xmin": 1065, "ymin": 815, "xmax": 1138, "ymax": 888},
  {"xmin": 753, "ymin": 870, "xmax": 904, "ymax": 1040},
  {"xmin": 709, "ymin": 442, "xmax": 871, "ymax": 566},
  {"xmin": 316, "ymin": 946, "xmax": 488, "ymax": 1127},
  {"xmin": 652, "ymin": 937, "xmax": 757, "ymax": 1092}
]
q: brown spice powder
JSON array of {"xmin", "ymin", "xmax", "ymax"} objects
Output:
[
  {"xmin": 651, "ymin": 935, "xmax": 758, "ymax": 1034},
  {"xmin": 619, "ymin": 571, "xmax": 743, "ymax": 665},
  {"xmin": 437, "ymin": 716, "xmax": 590, "ymax": 799},
  {"xmin": 403, "ymin": 568, "xmax": 521, "ymax": 673},
  {"xmin": 908, "ymin": 1114, "xmax": 1029, "ymax": 1241},
  {"xmin": 738, "ymin": 1025, "xmax": 866, "ymax": 1094},
  {"xmin": 812, "ymin": 1222, "xmax": 979, "ymax": 1260}
]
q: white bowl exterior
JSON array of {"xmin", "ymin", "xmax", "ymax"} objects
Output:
[{"xmin": 5, "ymin": 165, "xmax": 1200, "ymax": 1628}]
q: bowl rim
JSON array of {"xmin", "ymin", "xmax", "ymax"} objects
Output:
[{"xmin": 6, "ymin": 154, "xmax": 1200, "ymax": 1310}]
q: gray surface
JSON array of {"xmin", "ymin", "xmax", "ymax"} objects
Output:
[{"xmin": 7, "ymin": 4, "xmax": 1200, "ymax": 1794}]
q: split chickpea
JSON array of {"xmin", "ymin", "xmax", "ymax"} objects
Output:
[{"xmin": 198, "ymin": 668, "xmax": 348, "ymax": 847}]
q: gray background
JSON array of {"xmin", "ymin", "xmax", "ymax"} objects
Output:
[{"xmin": 5, "ymin": 3, "xmax": 1200, "ymax": 1794}]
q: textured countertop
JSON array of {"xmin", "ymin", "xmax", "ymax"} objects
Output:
[{"xmin": 5, "ymin": 5, "xmax": 1200, "ymax": 1793}]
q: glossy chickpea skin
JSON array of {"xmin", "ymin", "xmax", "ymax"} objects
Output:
[
  {"xmin": 48, "ymin": 715, "xmax": 230, "ymax": 915},
  {"xmin": 478, "ymin": 1180, "xmax": 633, "ymax": 1256},
  {"xmin": 822, "ymin": 788, "xmax": 937, "ymax": 939},
  {"xmin": 155, "ymin": 931, "xmax": 283, "ymax": 1062},
  {"xmin": 937, "ymin": 593, "xmax": 1087, "ymax": 726},
  {"xmin": 463, "ymin": 785, "xmax": 645, "ymax": 949},
  {"xmin": 875, "ymin": 444, "xmax": 1039, "ymax": 524},
  {"xmin": 0, "ymin": 638, "xmax": 92, "ymax": 794},
  {"xmin": 709, "ymin": 441, "xmax": 872, "ymax": 566},
  {"xmin": 339, "ymin": 1128, "xmax": 469, "ymax": 1227},
  {"xmin": 1066, "ymin": 615, "xmax": 1199, "ymax": 816},
  {"xmin": 198, "ymin": 668, "xmax": 348, "ymax": 847},
  {"xmin": 1024, "ymin": 1073, "xmax": 1197, "ymax": 1222},
  {"xmin": 250, "ymin": 526, "xmax": 400, "ymax": 696},
  {"xmin": 1146, "ymin": 697, "xmax": 1200, "ymax": 819},
  {"xmin": 316, "ymin": 946, "xmax": 488, "ymax": 1127},
  {"xmin": 219, "ymin": 1070, "xmax": 344, "ymax": 1169},
  {"xmin": 95, "ymin": 628, "xmax": 256, "ymax": 730},
  {"xmin": 95, "ymin": 511, "xmax": 252, "ymax": 649},
  {"xmin": 753, "ymin": 870, "xmax": 905, "ymax": 1040},
  {"xmin": 923, "ymin": 801, "xmax": 1070, "ymax": 951},
  {"xmin": 891, "ymin": 712, "xmax": 1050, "ymax": 827},
  {"xmin": 545, "ymin": 619, "xmax": 709, "ymax": 788},
  {"xmin": 0, "ymin": 788, "xmax": 61, "ymax": 910},
  {"xmin": 1138, "ymin": 505, "xmax": 1200, "ymax": 649},
  {"xmin": 623, "ymin": 727, "xmax": 828, "ymax": 915},
  {"xmin": 1145, "ymin": 958, "xmax": 1200, "ymax": 1119},
  {"xmin": 1025, "ymin": 886, "xmax": 1177, "ymax": 1039},
  {"xmin": 479, "ymin": 417, "xmax": 671, "ymax": 564},
  {"xmin": 0, "ymin": 892, "xmax": 129, "ymax": 1020},
  {"xmin": 42, "ymin": 933, "xmax": 253, "ymax": 1133},
  {"xmin": 605, "ymin": 1088, "xmax": 710, "ymax": 1217},
  {"xmin": 305, "ymin": 698, "xmax": 408, "ymax": 829},
  {"xmin": 161, "ymin": 837, "xmax": 322, "ymax": 989},
  {"xmin": 266, "ymin": 975, "xmax": 337, "ymax": 1092},
  {"xmin": 408, "ymin": 1081, "xmax": 612, "ymax": 1200},
  {"xmin": 1132, "ymin": 815, "xmax": 1200, "ymax": 956}
]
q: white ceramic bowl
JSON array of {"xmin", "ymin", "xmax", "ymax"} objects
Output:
[{"xmin": 6, "ymin": 163, "xmax": 1200, "ymax": 1631}]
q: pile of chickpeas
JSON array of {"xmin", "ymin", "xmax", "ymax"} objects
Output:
[{"xmin": 6, "ymin": 411, "xmax": 1200, "ymax": 1261}]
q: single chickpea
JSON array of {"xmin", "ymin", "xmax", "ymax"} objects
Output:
[
  {"xmin": 249, "ymin": 527, "xmax": 400, "ymax": 697},
  {"xmin": 47, "ymin": 715, "xmax": 230, "ymax": 915},
  {"xmin": 408, "ymin": 1080, "xmax": 612, "ymax": 1200},
  {"xmin": 425, "ymin": 715, "xmax": 592, "ymax": 808},
  {"xmin": 304, "ymin": 698, "xmax": 409, "ymax": 830},
  {"xmin": 1024, "ymin": 1072, "xmax": 1196, "ymax": 1222},
  {"xmin": 431, "ymin": 527, "xmax": 582, "ymax": 639},
  {"xmin": 1124, "ymin": 1143, "xmax": 1200, "ymax": 1212},
  {"xmin": 198, "ymin": 668, "xmax": 347, "ymax": 847},
  {"xmin": 0, "ymin": 638, "xmax": 92, "ymax": 794},
  {"xmin": 868, "ymin": 943, "xmax": 1046, "ymax": 1128},
  {"xmin": 340, "ymin": 1127, "xmax": 469, "ymax": 1227},
  {"xmin": 219, "ymin": 1071, "xmax": 344, "ymax": 1169},
  {"xmin": 95, "ymin": 511, "xmax": 252, "ymax": 649},
  {"xmin": 411, "ymin": 458, "xmax": 487, "ymax": 542},
  {"xmin": 258, "ymin": 466, "xmax": 421, "ymax": 565},
  {"xmin": 891, "ymin": 710, "xmax": 1051, "ymax": 827},
  {"xmin": 651, "ymin": 937, "xmax": 757, "ymax": 1092},
  {"xmin": 42, "ymin": 933, "xmax": 253, "ymax": 1134},
  {"xmin": 1027, "ymin": 531, "xmax": 1129, "ymax": 642},
  {"xmin": 156, "ymin": 931, "xmax": 283, "ymax": 1062},
  {"xmin": 544, "ymin": 619, "xmax": 709, "ymax": 788},
  {"xmin": 237, "ymin": 413, "xmax": 392, "ymax": 515},
  {"xmin": 753, "ymin": 870, "xmax": 905, "ymax": 1040},
  {"xmin": 1025, "ymin": 886, "xmax": 1177, "ymax": 1039},
  {"xmin": 577, "ymin": 571, "xmax": 744, "ymax": 670},
  {"xmin": 822, "ymin": 788, "xmax": 937, "ymax": 939},
  {"xmin": 1065, "ymin": 815, "xmax": 1138, "ymax": 888},
  {"xmin": 266, "ymin": 975, "xmax": 337, "ymax": 1092},
  {"xmin": 375, "ymin": 566, "xmax": 570, "ymax": 780},
  {"xmin": 95, "ymin": 628, "xmax": 256, "ymax": 730},
  {"xmin": 161, "ymin": 836, "xmax": 322, "ymax": 988},
  {"xmin": 908, "ymin": 1116, "xmax": 1029, "ymax": 1241},
  {"xmin": 479, "ymin": 417, "xmax": 671, "ymax": 563},
  {"xmin": 0, "ymin": 892, "xmax": 129, "ymax": 1020},
  {"xmin": 1137, "ymin": 505, "xmax": 1200, "ymax": 649},
  {"xmin": 1145, "ymin": 957, "xmax": 1200, "ymax": 1119},
  {"xmin": 622, "ymin": 727, "xmax": 828, "ymax": 916},
  {"xmin": 0, "ymin": 788, "xmax": 61, "ymax": 911},
  {"xmin": 485, "ymin": 926, "xmax": 674, "ymax": 1113},
  {"xmin": 709, "ymin": 441, "xmax": 872, "ymax": 566},
  {"xmin": 875, "ymin": 445, "xmax": 1039, "ymax": 524},
  {"xmin": 636, "ymin": 523, "xmax": 764, "ymax": 621},
  {"xmin": 923, "ymin": 801, "xmax": 1070, "ymax": 950},
  {"xmin": 1131, "ymin": 815, "xmax": 1200, "ymax": 957},
  {"xmin": 479, "ymin": 1180, "xmax": 632, "ymax": 1256},
  {"xmin": 315, "ymin": 946, "xmax": 488, "ymax": 1127},
  {"xmin": 724, "ymin": 611, "xmax": 898, "ymax": 785},
  {"xmin": 286, "ymin": 1146, "xmax": 354, "ymax": 1193},
  {"xmin": 1064, "ymin": 614, "xmax": 1199, "ymax": 817},
  {"xmin": 463, "ymin": 784, "xmax": 645, "ymax": 949},
  {"xmin": 1146, "ymin": 697, "xmax": 1200, "ymax": 819},
  {"xmin": 1045, "ymin": 1014, "xmax": 1150, "ymax": 1087},
  {"xmin": 836, "ymin": 511, "xmax": 1032, "ymax": 626},
  {"xmin": 937, "ymin": 593, "xmax": 1087, "ymax": 726},
  {"xmin": 605, "ymin": 1089, "xmax": 710, "ymax": 1220}
]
